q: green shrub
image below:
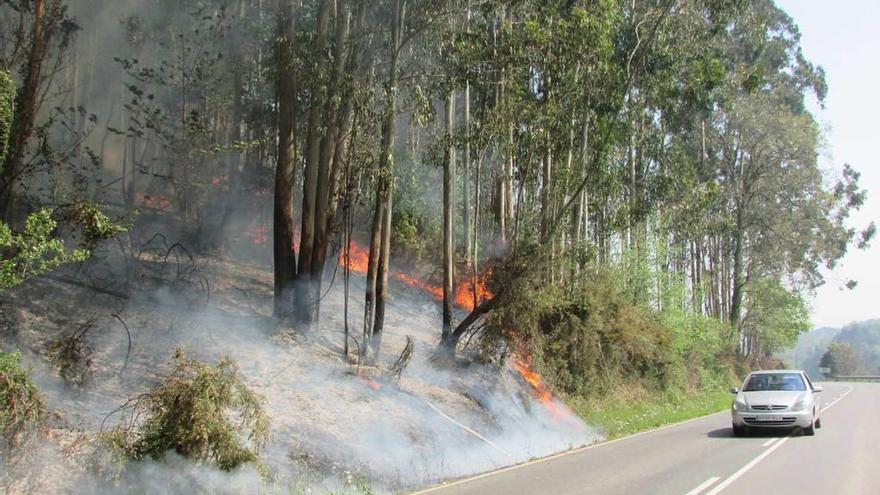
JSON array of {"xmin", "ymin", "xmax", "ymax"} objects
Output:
[
  {"xmin": 0, "ymin": 351, "xmax": 44, "ymax": 453},
  {"xmin": 484, "ymin": 269, "xmax": 674, "ymax": 396},
  {"xmin": 0, "ymin": 209, "xmax": 90, "ymax": 291},
  {"xmin": 108, "ymin": 349, "xmax": 269, "ymax": 471}
]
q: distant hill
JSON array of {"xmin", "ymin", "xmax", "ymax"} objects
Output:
[
  {"xmin": 780, "ymin": 319, "xmax": 880, "ymax": 378},
  {"xmin": 834, "ymin": 319, "xmax": 880, "ymax": 372}
]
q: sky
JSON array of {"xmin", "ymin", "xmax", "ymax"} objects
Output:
[{"xmin": 775, "ymin": 0, "xmax": 880, "ymax": 328}]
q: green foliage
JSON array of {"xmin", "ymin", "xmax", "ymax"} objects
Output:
[
  {"xmin": 0, "ymin": 209, "xmax": 89, "ymax": 291},
  {"xmin": 486, "ymin": 268, "xmax": 674, "ymax": 396},
  {"xmin": 108, "ymin": 349, "xmax": 269, "ymax": 472},
  {"xmin": 660, "ymin": 305, "xmax": 736, "ymax": 384},
  {"xmin": 60, "ymin": 202, "xmax": 129, "ymax": 249},
  {"xmin": 743, "ymin": 279, "xmax": 811, "ymax": 355},
  {"xmin": 390, "ymin": 149, "xmax": 442, "ymax": 264},
  {"xmin": 569, "ymin": 385, "xmax": 732, "ymax": 439},
  {"xmin": 0, "ymin": 70, "xmax": 13, "ymax": 167},
  {"xmin": 0, "ymin": 351, "xmax": 44, "ymax": 453}
]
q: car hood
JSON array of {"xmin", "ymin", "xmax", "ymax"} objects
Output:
[{"xmin": 740, "ymin": 391, "xmax": 805, "ymax": 406}]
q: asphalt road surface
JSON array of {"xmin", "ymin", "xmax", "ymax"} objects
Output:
[{"xmin": 411, "ymin": 382, "xmax": 879, "ymax": 495}]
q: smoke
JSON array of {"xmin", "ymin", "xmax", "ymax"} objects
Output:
[{"xmin": 2, "ymin": 246, "xmax": 600, "ymax": 494}]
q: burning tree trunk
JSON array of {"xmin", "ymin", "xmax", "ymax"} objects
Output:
[{"xmin": 273, "ymin": 0, "xmax": 298, "ymax": 318}]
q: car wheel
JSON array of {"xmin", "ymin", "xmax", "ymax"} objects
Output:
[
  {"xmin": 803, "ymin": 421, "xmax": 816, "ymax": 436},
  {"xmin": 815, "ymin": 417, "xmax": 822, "ymax": 429},
  {"xmin": 733, "ymin": 424, "xmax": 747, "ymax": 437}
]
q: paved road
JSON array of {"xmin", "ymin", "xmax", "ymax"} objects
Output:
[{"xmin": 411, "ymin": 382, "xmax": 880, "ymax": 495}]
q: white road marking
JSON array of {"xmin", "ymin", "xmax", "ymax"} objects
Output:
[
  {"xmin": 760, "ymin": 437, "xmax": 779, "ymax": 448},
  {"xmin": 684, "ymin": 476, "xmax": 720, "ymax": 495},
  {"xmin": 708, "ymin": 383, "xmax": 855, "ymax": 494},
  {"xmin": 409, "ymin": 409, "xmax": 728, "ymax": 494},
  {"xmin": 821, "ymin": 384, "xmax": 854, "ymax": 413},
  {"xmin": 411, "ymin": 384, "xmax": 856, "ymax": 495},
  {"xmin": 705, "ymin": 436, "xmax": 791, "ymax": 495}
]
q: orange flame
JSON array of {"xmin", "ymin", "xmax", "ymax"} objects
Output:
[
  {"xmin": 454, "ymin": 270, "xmax": 493, "ymax": 311},
  {"xmin": 341, "ymin": 240, "xmax": 494, "ymax": 312},
  {"xmin": 135, "ymin": 192, "xmax": 173, "ymax": 212},
  {"xmin": 511, "ymin": 352, "xmax": 561, "ymax": 415},
  {"xmin": 341, "ymin": 243, "xmax": 566, "ymax": 419},
  {"xmin": 395, "ymin": 272, "xmax": 445, "ymax": 301},
  {"xmin": 343, "ymin": 240, "xmax": 371, "ymax": 274}
]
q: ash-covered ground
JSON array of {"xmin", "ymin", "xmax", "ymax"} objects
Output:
[{"xmin": 0, "ymin": 233, "xmax": 600, "ymax": 494}]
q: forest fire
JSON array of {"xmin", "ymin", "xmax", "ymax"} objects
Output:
[
  {"xmin": 338, "ymin": 239, "xmax": 562, "ymax": 419},
  {"xmin": 455, "ymin": 271, "xmax": 493, "ymax": 311},
  {"xmin": 511, "ymin": 352, "xmax": 566, "ymax": 419},
  {"xmin": 135, "ymin": 192, "xmax": 173, "ymax": 212},
  {"xmin": 341, "ymin": 240, "xmax": 493, "ymax": 312},
  {"xmin": 343, "ymin": 239, "xmax": 371, "ymax": 273},
  {"xmin": 395, "ymin": 272, "xmax": 445, "ymax": 301}
]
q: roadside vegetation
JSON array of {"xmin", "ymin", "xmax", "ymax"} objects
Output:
[{"xmin": 571, "ymin": 387, "xmax": 732, "ymax": 439}]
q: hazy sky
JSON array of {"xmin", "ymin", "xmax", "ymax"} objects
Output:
[{"xmin": 774, "ymin": 0, "xmax": 880, "ymax": 328}]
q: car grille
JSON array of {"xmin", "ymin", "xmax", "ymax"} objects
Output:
[
  {"xmin": 750, "ymin": 405, "xmax": 788, "ymax": 411},
  {"xmin": 744, "ymin": 417, "xmax": 797, "ymax": 426}
]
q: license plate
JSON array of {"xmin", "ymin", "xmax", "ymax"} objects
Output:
[{"xmin": 755, "ymin": 415, "xmax": 783, "ymax": 422}]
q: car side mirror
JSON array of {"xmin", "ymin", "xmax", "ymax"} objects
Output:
[
  {"xmin": 813, "ymin": 385, "xmax": 823, "ymax": 393},
  {"xmin": 730, "ymin": 387, "xmax": 739, "ymax": 394}
]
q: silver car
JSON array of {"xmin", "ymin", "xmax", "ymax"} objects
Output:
[{"xmin": 730, "ymin": 370, "xmax": 823, "ymax": 436}]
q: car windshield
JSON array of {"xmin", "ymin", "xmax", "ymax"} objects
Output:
[{"xmin": 743, "ymin": 373, "xmax": 806, "ymax": 392}]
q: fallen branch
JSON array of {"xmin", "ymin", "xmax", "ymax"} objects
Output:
[{"xmin": 111, "ymin": 314, "xmax": 132, "ymax": 376}]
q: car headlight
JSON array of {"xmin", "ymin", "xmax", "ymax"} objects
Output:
[
  {"xmin": 733, "ymin": 401, "xmax": 747, "ymax": 412},
  {"xmin": 791, "ymin": 399, "xmax": 806, "ymax": 412}
]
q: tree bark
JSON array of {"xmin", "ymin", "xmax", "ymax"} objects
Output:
[
  {"xmin": 309, "ymin": 1, "xmax": 352, "ymax": 323},
  {"xmin": 441, "ymin": 89, "xmax": 456, "ymax": 343},
  {"xmin": 463, "ymin": 80, "xmax": 471, "ymax": 267},
  {"xmin": 729, "ymin": 203, "xmax": 745, "ymax": 330},
  {"xmin": 273, "ymin": 0, "xmax": 298, "ymax": 319},
  {"xmin": 1, "ymin": 0, "xmax": 48, "ymax": 223},
  {"xmin": 364, "ymin": 0, "xmax": 404, "ymax": 359},
  {"xmin": 295, "ymin": 0, "xmax": 331, "ymax": 325}
]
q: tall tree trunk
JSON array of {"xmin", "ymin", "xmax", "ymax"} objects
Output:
[
  {"xmin": 462, "ymin": 80, "xmax": 471, "ymax": 268},
  {"xmin": 729, "ymin": 203, "xmax": 745, "ymax": 330},
  {"xmin": 1, "ymin": 0, "xmax": 48, "ymax": 223},
  {"xmin": 309, "ymin": 1, "xmax": 352, "ymax": 323},
  {"xmin": 364, "ymin": 0, "xmax": 404, "ymax": 359},
  {"xmin": 441, "ymin": 89, "xmax": 456, "ymax": 344},
  {"xmin": 295, "ymin": 0, "xmax": 331, "ymax": 325},
  {"xmin": 273, "ymin": 0, "xmax": 298, "ymax": 319},
  {"xmin": 371, "ymin": 181, "xmax": 393, "ymax": 357}
]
